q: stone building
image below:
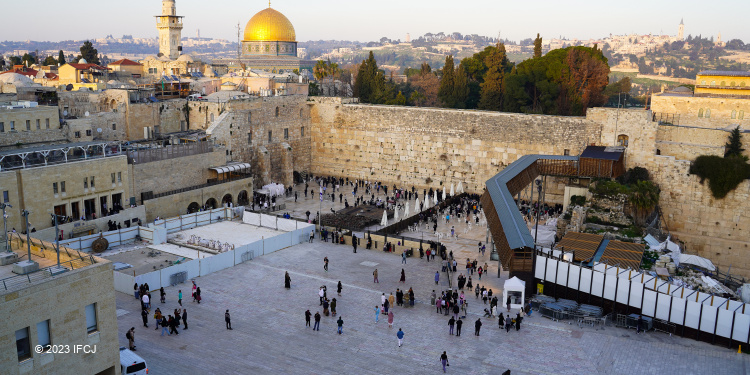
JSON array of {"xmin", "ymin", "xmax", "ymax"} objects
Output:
[
  {"xmin": 0, "ymin": 103, "xmax": 62, "ymax": 147},
  {"xmin": 0, "ymin": 248, "xmax": 119, "ymax": 375}
]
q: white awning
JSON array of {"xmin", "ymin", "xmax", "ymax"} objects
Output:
[{"xmin": 210, "ymin": 163, "xmax": 251, "ymax": 174}]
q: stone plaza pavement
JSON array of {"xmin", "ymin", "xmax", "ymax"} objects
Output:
[{"xmin": 116, "ymin": 239, "xmax": 750, "ymax": 375}]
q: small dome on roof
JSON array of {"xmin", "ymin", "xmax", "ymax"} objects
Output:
[{"xmin": 177, "ymin": 54, "xmax": 195, "ymax": 62}]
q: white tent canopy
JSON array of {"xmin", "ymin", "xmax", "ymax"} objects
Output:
[
  {"xmin": 424, "ymin": 196, "xmax": 430, "ymax": 209},
  {"xmin": 503, "ymin": 276, "xmax": 526, "ymax": 310},
  {"xmin": 434, "ymin": 190, "xmax": 438, "ymax": 204},
  {"xmin": 262, "ymin": 183, "xmax": 285, "ymax": 197},
  {"xmin": 530, "ymin": 226, "xmax": 556, "ymax": 247},
  {"xmin": 442, "ymin": 188, "xmax": 446, "ymax": 200},
  {"xmin": 415, "ymin": 198, "xmax": 420, "ymax": 212},
  {"xmin": 450, "ymin": 183, "xmax": 455, "ymax": 196},
  {"xmin": 457, "ymin": 181, "xmax": 464, "ymax": 193},
  {"xmin": 381, "ymin": 210, "xmax": 388, "ymax": 227},
  {"xmin": 404, "ymin": 202, "xmax": 410, "ymax": 217},
  {"xmin": 394, "ymin": 206, "xmax": 399, "ymax": 221}
]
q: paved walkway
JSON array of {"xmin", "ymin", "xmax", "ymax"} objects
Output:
[{"xmin": 116, "ymin": 239, "xmax": 748, "ymax": 375}]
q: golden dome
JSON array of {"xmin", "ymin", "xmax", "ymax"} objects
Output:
[{"xmin": 243, "ymin": 7, "xmax": 296, "ymax": 42}]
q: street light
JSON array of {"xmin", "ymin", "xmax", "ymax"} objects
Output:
[
  {"xmin": 21, "ymin": 210, "xmax": 31, "ymax": 261},
  {"xmin": 50, "ymin": 214, "xmax": 63, "ymax": 270},
  {"xmin": 1, "ymin": 203, "xmax": 11, "ymax": 252}
]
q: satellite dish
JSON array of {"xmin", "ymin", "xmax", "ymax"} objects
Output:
[
  {"xmin": 97, "ymin": 128, "xmax": 102, "ymax": 133},
  {"xmin": 85, "ymin": 111, "xmax": 90, "ymax": 117},
  {"xmin": 63, "ymin": 110, "xmax": 68, "ymax": 116}
]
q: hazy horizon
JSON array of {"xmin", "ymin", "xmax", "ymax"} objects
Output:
[{"xmin": 2, "ymin": 0, "xmax": 748, "ymax": 44}]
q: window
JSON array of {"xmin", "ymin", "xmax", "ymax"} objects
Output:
[
  {"xmin": 10, "ymin": 121, "xmax": 15, "ymax": 131},
  {"xmin": 0, "ymin": 122, "xmax": 4, "ymax": 132},
  {"xmin": 60, "ymin": 181, "xmax": 65, "ymax": 193},
  {"xmin": 711, "ymin": 81, "xmax": 716, "ymax": 86},
  {"xmin": 112, "ymin": 123, "xmax": 116, "ymax": 130},
  {"xmin": 275, "ymin": 107, "xmax": 279, "ymax": 117},
  {"xmin": 299, "ymin": 108, "xmax": 304, "ymax": 118},
  {"xmin": 731, "ymin": 81, "xmax": 736, "ymax": 87},
  {"xmin": 74, "ymin": 131, "xmax": 81, "ymax": 138},
  {"xmin": 563, "ymin": 149, "xmax": 570, "ymax": 156},
  {"xmin": 117, "ymin": 172, "xmax": 122, "ymax": 183},
  {"xmin": 268, "ymin": 130, "xmax": 272, "ymax": 143},
  {"xmin": 701, "ymin": 80, "xmax": 706, "ymax": 85},
  {"xmin": 698, "ymin": 108, "xmax": 704, "ymax": 118},
  {"xmin": 46, "ymin": 118, "xmax": 50, "ymax": 129},
  {"xmin": 36, "ymin": 119, "xmax": 40, "ymax": 130},
  {"xmin": 37, "ymin": 320, "xmax": 50, "ymax": 348},
  {"xmin": 740, "ymin": 111, "xmax": 745, "ymax": 120},
  {"xmin": 721, "ymin": 81, "xmax": 726, "ymax": 87},
  {"xmin": 85, "ymin": 303, "xmax": 98, "ymax": 333},
  {"xmin": 111, "ymin": 173, "xmax": 116, "ymax": 184},
  {"xmin": 705, "ymin": 109, "xmax": 711, "ymax": 118},
  {"xmin": 86, "ymin": 129, "xmax": 92, "ymax": 136},
  {"xmin": 83, "ymin": 177, "xmax": 88, "ymax": 189},
  {"xmin": 3, "ymin": 191, "xmax": 8, "ymax": 203},
  {"xmin": 90, "ymin": 176, "xmax": 95, "ymax": 188},
  {"xmin": 617, "ymin": 134, "xmax": 629, "ymax": 147},
  {"xmin": 301, "ymin": 126, "xmax": 304, "ymax": 137},
  {"xmin": 284, "ymin": 128, "xmax": 289, "ymax": 139},
  {"xmin": 247, "ymin": 132, "xmax": 252, "ymax": 144},
  {"xmin": 732, "ymin": 110, "xmax": 737, "ymax": 119},
  {"xmin": 53, "ymin": 182, "xmax": 58, "ymax": 194},
  {"xmin": 742, "ymin": 82, "xmax": 747, "ymax": 87},
  {"xmin": 16, "ymin": 327, "xmax": 30, "ymax": 361},
  {"xmin": 25, "ymin": 120, "xmax": 30, "ymax": 131}
]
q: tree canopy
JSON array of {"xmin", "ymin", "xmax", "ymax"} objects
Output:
[{"xmin": 79, "ymin": 41, "xmax": 100, "ymax": 64}]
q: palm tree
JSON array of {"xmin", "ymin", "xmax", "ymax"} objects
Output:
[{"xmin": 628, "ymin": 181, "xmax": 660, "ymax": 226}]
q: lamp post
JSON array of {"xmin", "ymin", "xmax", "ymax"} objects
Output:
[
  {"xmin": 50, "ymin": 214, "xmax": 63, "ymax": 269},
  {"xmin": 1, "ymin": 203, "xmax": 11, "ymax": 252},
  {"xmin": 532, "ymin": 179, "xmax": 543, "ymax": 294}
]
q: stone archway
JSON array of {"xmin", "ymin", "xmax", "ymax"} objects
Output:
[
  {"xmin": 237, "ymin": 190, "xmax": 249, "ymax": 206},
  {"xmin": 222, "ymin": 194, "xmax": 233, "ymax": 207},
  {"xmin": 187, "ymin": 202, "xmax": 200, "ymax": 214},
  {"xmin": 205, "ymin": 198, "xmax": 218, "ymax": 209}
]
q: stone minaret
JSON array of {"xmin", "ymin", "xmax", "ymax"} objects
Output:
[
  {"xmin": 678, "ymin": 18, "xmax": 684, "ymax": 41},
  {"xmin": 156, "ymin": 0, "xmax": 183, "ymax": 59}
]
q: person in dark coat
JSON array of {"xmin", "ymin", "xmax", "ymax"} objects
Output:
[
  {"xmin": 455, "ymin": 317, "xmax": 463, "ymax": 336},
  {"xmin": 313, "ymin": 311, "xmax": 321, "ymax": 331},
  {"xmin": 182, "ymin": 309, "xmax": 188, "ymax": 329},
  {"xmin": 499, "ymin": 314, "xmax": 505, "ymax": 329},
  {"xmin": 285, "ymin": 272, "xmax": 291, "ymax": 289},
  {"xmin": 141, "ymin": 309, "xmax": 149, "ymax": 328},
  {"xmin": 305, "ymin": 310, "xmax": 311, "ymax": 327},
  {"xmin": 515, "ymin": 312, "xmax": 522, "ymax": 331},
  {"xmin": 400, "ymin": 269, "xmax": 406, "ymax": 283},
  {"xmin": 337, "ymin": 281, "xmax": 342, "ymax": 295},
  {"xmin": 225, "ymin": 310, "xmax": 232, "ymax": 330},
  {"xmin": 160, "ymin": 287, "xmax": 165, "ymax": 303},
  {"xmin": 474, "ymin": 318, "xmax": 482, "ymax": 336}
]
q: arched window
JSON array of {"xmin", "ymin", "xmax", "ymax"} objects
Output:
[
  {"xmin": 275, "ymin": 107, "xmax": 279, "ymax": 117},
  {"xmin": 740, "ymin": 110, "xmax": 745, "ymax": 120},
  {"xmin": 731, "ymin": 81, "xmax": 736, "ymax": 87},
  {"xmin": 701, "ymin": 80, "xmax": 706, "ymax": 85},
  {"xmin": 656, "ymin": 149, "xmax": 661, "ymax": 155},
  {"xmin": 705, "ymin": 109, "xmax": 711, "ymax": 118},
  {"xmin": 742, "ymin": 82, "xmax": 747, "ymax": 87},
  {"xmin": 732, "ymin": 110, "xmax": 737, "ymax": 119},
  {"xmin": 617, "ymin": 134, "xmax": 629, "ymax": 147},
  {"xmin": 721, "ymin": 81, "xmax": 726, "ymax": 87},
  {"xmin": 711, "ymin": 81, "xmax": 716, "ymax": 86},
  {"xmin": 698, "ymin": 108, "xmax": 704, "ymax": 118}
]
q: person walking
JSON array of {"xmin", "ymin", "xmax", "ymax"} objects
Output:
[
  {"xmin": 336, "ymin": 316, "xmax": 344, "ymax": 334},
  {"xmin": 141, "ymin": 309, "xmax": 149, "ymax": 328},
  {"xmin": 375, "ymin": 305, "xmax": 380, "ymax": 323},
  {"xmin": 352, "ymin": 234, "xmax": 357, "ymax": 253},
  {"xmin": 319, "ymin": 287, "xmax": 325, "ymax": 305},
  {"xmin": 448, "ymin": 317, "xmax": 455, "ymax": 335},
  {"xmin": 313, "ymin": 311, "xmax": 321, "ymax": 331},
  {"xmin": 195, "ymin": 287, "xmax": 201, "ymax": 304},
  {"xmin": 506, "ymin": 296, "xmax": 511, "ymax": 312},
  {"xmin": 337, "ymin": 281, "xmax": 342, "ymax": 295},
  {"xmin": 324, "ymin": 257, "xmax": 329, "ymax": 272},
  {"xmin": 397, "ymin": 328, "xmax": 405, "ymax": 347},
  {"xmin": 285, "ymin": 271, "xmax": 291, "ymax": 289},
  {"xmin": 436, "ymin": 296, "xmax": 443, "ymax": 314},
  {"xmin": 400, "ymin": 269, "xmax": 406, "ymax": 283},
  {"xmin": 142, "ymin": 293, "xmax": 150, "ymax": 311},
  {"xmin": 515, "ymin": 312, "xmax": 522, "ymax": 331},
  {"xmin": 182, "ymin": 309, "xmax": 188, "ymax": 330},
  {"xmin": 453, "ymin": 304, "xmax": 460, "ymax": 320},
  {"xmin": 154, "ymin": 308, "xmax": 163, "ymax": 331},
  {"xmin": 225, "ymin": 310, "xmax": 232, "ymax": 330},
  {"xmin": 402, "ymin": 251, "xmax": 407, "ymax": 264},
  {"xmin": 373, "ymin": 269, "xmax": 379, "ymax": 283},
  {"xmin": 169, "ymin": 315, "xmax": 179, "ymax": 335},
  {"xmin": 126, "ymin": 327, "xmax": 136, "ymax": 350},
  {"xmin": 134, "ymin": 283, "xmax": 139, "ymax": 300},
  {"xmin": 387, "ymin": 311, "xmax": 394, "ymax": 328},
  {"xmin": 474, "ymin": 318, "xmax": 482, "ymax": 336},
  {"xmin": 388, "ymin": 293, "xmax": 395, "ymax": 310},
  {"xmin": 160, "ymin": 287, "xmax": 166, "ymax": 303},
  {"xmin": 331, "ymin": 298, "xmax": 338, "ymax": 316},
  {"xmin": 440, "ymin": 351, "xmax": 449, "ymax": 373},
  {"xmin": 499, "ymin": 314, "xmax": 505, "ymax": 329},
  {"xmin": 505, "ymin": 315, "xmax": 512, "ymax": 333},
  {"xmin": 455, "ymin": 318, "xmax": 463, "ymax": 336},
  {"xmin": 435, "ymin": 271, "xmax": 440, "ymax": 285},
  {"xmin": 160, "ymin": 316, "xmax": 170, "ymax": 336},
  {"xmin": 305, "ymin": 309, "xmax": 311, "ymax": 327}
]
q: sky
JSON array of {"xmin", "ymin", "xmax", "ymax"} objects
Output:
[{"xmin": 2, "ymin": 0, "xmax": 749, "ymax": 43}]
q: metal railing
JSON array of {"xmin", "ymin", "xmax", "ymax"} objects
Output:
[
  {"xmin": 126, "ymin": 141, "xmax": 214, "ymax": 164},
  {"xmin": 147, "ymin": 174, "xmax": 252, "ymax": 201},
  {"xmin": 0, "ymin": 254, "xmax": 96, "ymax": 291}
]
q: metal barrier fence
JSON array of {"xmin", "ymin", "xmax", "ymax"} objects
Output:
[
  {"xmin": 0, "ymin": 254, "xmax": 97, "ymax": 291},
  {"xmin": 241, "ymin": 250, "xmax": 254, "ymax": 263},
  {"xmin": 169, "ymin": 271, "xmax": 188, "ymax": 286}
]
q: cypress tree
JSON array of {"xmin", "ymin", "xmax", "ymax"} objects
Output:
[
  {"xmin": 58, "ymin": 50, "xmax": 66, "ymax": 65},
  {"xmin": 438, "ymin": 55, "xmax": 455, "ymax": 107},
  {"xmin": 478, "ymin": 45, "xmax": 507, "ymax": 111},
  {"xmin": 725, "ymin": 126, "xmax": 745, "ymax": 158},
  {"xmin": 534, "ymin": 33, "xmax": 543, "ymax": 58},
  {"xmin": 453, "ymin": 64, "xmax": 469, "ymax": 109}
]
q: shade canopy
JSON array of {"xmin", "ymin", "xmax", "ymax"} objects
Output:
[{"xmin": 380, "ymin": 210, "xmax": 388, "ymax": 226}]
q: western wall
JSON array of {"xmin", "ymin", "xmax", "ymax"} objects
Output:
[{"xmin": 306, "ymin": 98, "xmax": 750, "ymax": 279}]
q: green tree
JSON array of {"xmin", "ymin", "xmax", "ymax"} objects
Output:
[
  {"xmin": 420, "ymin": 62, "xmax": 432, "ymax": 75},
  {"xmin": 354, "ymin": 52, "xmax": 380, "ymax": 103},
  {"xmin": 8, "ymin": 56, "xmax": 22, "ymax": 66},
  {"xmin": 533, "ymin": 33, "xmax": 543, "ymax": 58},
  {"xmin": 58, "ymin": 50, "xmax": 66, "ymax": 65},
  {"xmin": 725, "ymin": 126, "xmax": 745, "ymax": 158},
  {"xmin": 42, "ymin": 55, "xmax": 57, "ymax": 66},
  {"xmin": 628, "ymin": 181, "xmax": 660, "ymax": 226},
  {"xmin": 438, "ymin": 55, "xmax": 456, "ymax": 107},
  {"xmin": 394, "ymin": 91, "xmax": 407, "ymax": 105},
  {"xmin": 0, "ymin": 56, "xmax": 5, "ymax": 70},
  {"xmin": 453, "ymin": 64, "xmax": 469, "ymax": 109},
  {"xmin": 79, "ymin": 41, "xmax": 100, "ymax": 64},
  {"xmin": 21, "ymin": 53, "xmax": 36, "ymax": 66},
  {"xmin": 478, "ymin": 44, "xmax": 508, "ymax": 111}
]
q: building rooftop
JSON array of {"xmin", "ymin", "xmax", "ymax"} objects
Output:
[
  {"xmin": 108, "ymin": 59, "xmax": 143, "ymax": 66},
  {"xmin": 697, "ymin": 70, "xmax": 750, "ymax": 78}
]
